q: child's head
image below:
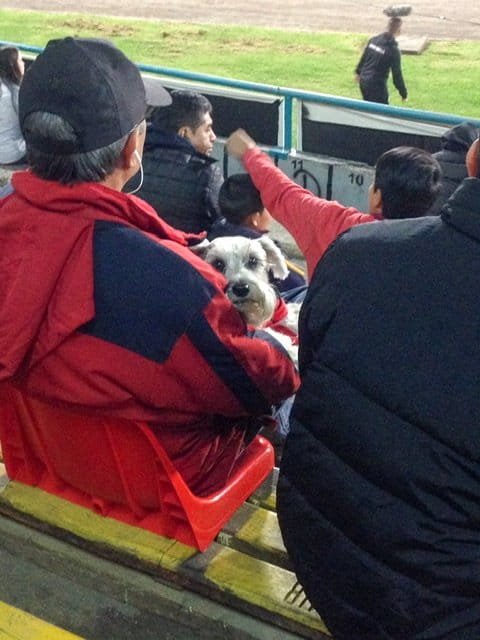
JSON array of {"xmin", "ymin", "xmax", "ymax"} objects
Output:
[
  {"xmin": 219, "ymin": 173, "xmax": 272, "ymax": 232},
  {"xmin": 369, "ymin": 146, "xmax": 442, "ymax": 219}
]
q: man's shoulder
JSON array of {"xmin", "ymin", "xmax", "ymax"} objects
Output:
[
  {"xmin": 326, "ymin": 216, "xmax": 442, "ymax": 264},
  {"xmin": 90, "ymin": 222, "xmax": 186, "ymax": 282},
  {"xmin": 351, "ymin": 215, "xmax": 438, "ymax": 238},
  {"xmin": 308, "ymin": 217, "xmax": 443, "ymax": 301}
]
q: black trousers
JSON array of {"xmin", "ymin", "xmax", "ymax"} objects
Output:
[{"xmin": 359, "ymin": 79, "xmax": 388, "ymax": 104}]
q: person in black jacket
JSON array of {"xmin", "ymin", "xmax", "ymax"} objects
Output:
[
  {"xmin": 276, "ymin": 136, "xmax": 480, "ymax": 639},
  {"xmin": 355, "ymin": 17, "xmax": 407, "ymax": 104},
  {"xmin": 428, "ymin": 121, "xmax": 478, "ymax": 214},
  {"xmin": 129, "ymin": 90, "xmax": 223, "ymax": 233}
]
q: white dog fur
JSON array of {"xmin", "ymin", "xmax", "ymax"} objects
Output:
[{"xmin": 192, "ymin": 235, "xmax": 300, "ymax": 362}]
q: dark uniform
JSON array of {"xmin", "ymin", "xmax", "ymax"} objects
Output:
[{"xmin": 355, "ymin": 31, "xmax": 407, "ymax": 104}]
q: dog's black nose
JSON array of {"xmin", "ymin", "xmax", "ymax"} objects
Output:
[{"xmin": 232, "ymin": 282, "xmax": 250, "ymax": 298}]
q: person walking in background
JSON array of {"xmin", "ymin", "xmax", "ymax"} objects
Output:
[
  {"xmin": 355, "ymin": 17, "xmax": 407, "ymax": 105},
  {"xmin": 0, "ymin": 46, "xmax": 26, "ymax": 164},
  {"xmin": 129, "ymin": 89, "xmax": 223, "ymax": 233}
]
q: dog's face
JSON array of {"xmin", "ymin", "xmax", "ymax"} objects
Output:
[{"xmin": 194, "ymin": 235, "xmax": 288, "ymax": 327}]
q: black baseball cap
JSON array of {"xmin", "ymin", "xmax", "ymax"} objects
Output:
[{"xmin": 19, "ymin": 37, "xmax": 171, "ymax": 154}]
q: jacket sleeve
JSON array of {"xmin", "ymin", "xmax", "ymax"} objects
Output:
[
  {"xmin": 355, "ymin": 44, "xmax": 368, "ymax": 75},
  {"xmin": 143, "ymin": 244, "xmax": 300, "ymax": 418},
  {"xmin": 243, "ymin": 147, "xmax": 376, "ymax": 278},
  {"xmin": 391, "ymin": 46, "xmax": 407, "ymax": 99}
]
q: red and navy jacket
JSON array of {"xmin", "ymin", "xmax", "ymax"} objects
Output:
[{"xmin": 0, "ymin": 171, "xmax": 299, "ymax": 495}]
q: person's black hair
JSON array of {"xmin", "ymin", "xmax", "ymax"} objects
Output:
[
  {"xmin": 218, "ymin": 173, "xmax": 263, "ymax": 225},
  {"xmin": 23, "ymin": 111, "xmax": 133, "ymax": 184},
  {"xmin": 150, "ymin": 90, "xmax": 212, "ymax": 133},
  {"xmin": 374, "ymin": 146, "xmax": 442, "ymax": 219},
  {"xmin": 0, "ymin": 47, "xmax": 22, "ymax": 87}
]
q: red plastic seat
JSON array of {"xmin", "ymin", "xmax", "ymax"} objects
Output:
[{"xmin": 0, "ymin": 383, "xmax": 274, "ymax": 551}]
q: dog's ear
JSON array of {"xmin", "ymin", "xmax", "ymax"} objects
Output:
[
  {"xmin": 257, "ymin": 236, "xmax": 289, "ymax": 280},
  {"xmin": 190, "ymin": 238, "xmax": 211, "ymax": 258}
]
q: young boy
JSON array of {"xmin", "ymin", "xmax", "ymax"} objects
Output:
[{"xmin": 209, "ymin": 172, "xmax": 306, "ymax": 291}]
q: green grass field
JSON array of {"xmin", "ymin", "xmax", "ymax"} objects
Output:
[{"xmin": 1, "ymin": 8, "xmax": 480, "ymax": 118}]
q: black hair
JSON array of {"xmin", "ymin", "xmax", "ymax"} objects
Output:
[
  {"xmin": 218, "ymin": 173, "xmax": 263, "ymax": 224},
  {"xmin": 23, "ymin": 111, "xmax": 131, "ymax": 184},
  {"xmin": 150, "ymin": 90, "xmax": 212, "ymax": 133},
  {"xmin": 374, "ymin": 146, "xmax": 442, "ymax": 219},
  {"xmin": 0, "ymin": 47, "xmax": 22, "ymax": 87}
]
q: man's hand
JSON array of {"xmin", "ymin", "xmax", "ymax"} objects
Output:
[{"xmin": 226, "ymin": 129, "xmax": 257, "ymax": 159}]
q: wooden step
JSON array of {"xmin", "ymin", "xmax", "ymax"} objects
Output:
[
  {"xmin": 0, "ymin": 600, "xmax": 84, "ymax": 639},
  {"xmin": 0, "ymin": 480, "xmax": 329, "ymax": 639}
]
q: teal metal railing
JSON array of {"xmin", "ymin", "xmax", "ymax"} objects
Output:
[{"xmin": 3, "ymin": 40, "xmax": 480, "ymax": 155}]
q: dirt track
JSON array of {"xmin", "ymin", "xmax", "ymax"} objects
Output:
[{"xmin": 1, "ymin": 0, "xmax": 480, "ymax": 41}]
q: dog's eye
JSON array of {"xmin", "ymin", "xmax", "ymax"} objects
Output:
[
  {"xmin": 211, "ymin": 259, "xmax": 225, "ymax": 273},
  {"xmin": 247, "ymin": 256, "xmax": 258, "ymax": 269}
]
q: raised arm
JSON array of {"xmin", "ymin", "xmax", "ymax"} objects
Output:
[{"xmin": 226, "ymin": 129, "xmax": 375, "ymax": 278}]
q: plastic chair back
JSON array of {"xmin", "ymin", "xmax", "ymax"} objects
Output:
[{"xmin": 0, "ymin": 383, "xmax": 274, "ymax": 550}]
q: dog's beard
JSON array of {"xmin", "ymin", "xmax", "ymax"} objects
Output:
[{"xmin": 228, "ymin": 286, "xmax": 277, "ymax": 328}]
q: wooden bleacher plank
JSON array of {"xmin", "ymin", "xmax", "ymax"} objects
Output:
[
  {"xmin": 0, "ymin": 481, "xmax": 196, "ymax": 573},
  {"xmin": 0, "ymin": 600, "xmax": 84, "ymax": 639},
  {"xmin": 0, "ymin": 512, "xmax": 314, "ymax": 640},
  {"xmin": 183, "ymin": 544, "xmax": 326, "ymax": 637},
  {"xmin": 248, "ymin": 466, "xmax": 277, "ymax": 511},
  {"xmin": 0, "ymin": 481, "xmax": 329, "ymax": 639},
  {"xmin": 219, "ymin": 501, "xmax": 291, "ymax": 570}
]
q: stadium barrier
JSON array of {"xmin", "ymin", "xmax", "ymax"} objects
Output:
[{"xmin": 2, "ymin": 39, "xmax": 480, "ymax": 214}]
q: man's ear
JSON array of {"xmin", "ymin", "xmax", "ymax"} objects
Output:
[
  {"xmin": 466, "ymin": 138, "xmax": 480, "ymax": 178},
  {"xmin": 121, "ymin": 130, "xmax": 140, "ymax": 170},
  {"xmin": 370, "ymin": 186, "xmax": 383, "ymax": 215}
]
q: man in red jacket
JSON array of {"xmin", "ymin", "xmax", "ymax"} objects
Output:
[{"xmin": 0, "ymin": 38, "xmax": 298, "ymax": 496}]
